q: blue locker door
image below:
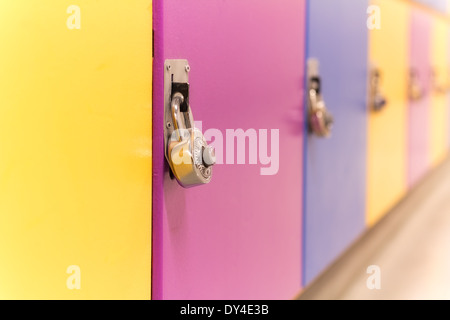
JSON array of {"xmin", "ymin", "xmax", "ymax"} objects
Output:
[
  {"xmin": 304, "ymin": 0, "xmax": 369, "ymax": 285},
  {"xmin": 420, "ymin": 0, "xmax": 448, "ymax": 13}
]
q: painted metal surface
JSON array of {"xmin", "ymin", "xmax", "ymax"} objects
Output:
[
  {"xmin": 430, "ymin": 17, "xmax": 449, "ymax": 167},
  {"xmin": 0, "ymin": 1, "xmax": 153, "ymax": 299},
  {"xmin": 367, "ymin": 0, "xmax": 409, "ymax": 226},
  {"xmin": 153, "ymin": 0, "xmax": 305, "ymax": 299},
  {"xmin": 303, "ymin": 0, "xmax": 369, "ymax": 286},
  {"xmin": 408, "ymin": 8, "xmax": 432, "ymax": 188}
]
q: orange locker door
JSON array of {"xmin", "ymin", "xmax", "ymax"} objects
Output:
[
  {"xmin": 367, "ymin": 0, "xmax": 409, "ymax": 226},
  {"xmin": 0, "ymin": 1, "xmax": 152, "ymax": 299}
]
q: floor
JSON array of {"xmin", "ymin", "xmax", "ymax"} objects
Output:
[{"xmin": 299, "ymin": 155, "xmax": 450, "ymax": 300}]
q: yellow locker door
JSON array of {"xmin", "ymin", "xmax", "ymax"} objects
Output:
[
  {"xmin": 0, "ymin": 1, "xmax": 152, "ymax": 299},
  {"xmin": 367, "ymin": 0, "xmax": 409, "ymax": 226},
  {"xmin": 430, "ymin": 16, "xmax": 449, "ymax": 167}
]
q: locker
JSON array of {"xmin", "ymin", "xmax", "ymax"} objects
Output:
[
  {"xmin": 153, "ymin": 0, "xmax": 305, "ymax": 299},
  {"xmin": 0, "ymin": 1, "xmax": 153, "ymax": 299},
  {"xmin": 448, "ymin": 27, "xmax": 450, "ymax": 148},
  {"xmin": 408, "ymin": 8, "xmax": 431, "ymax": 187},
  {"xmin": 367, "ymin": 0, "xmax": 409, "ymax": 226},
  {"xmin": 303, "ymin": 0, "xmax": 368, "ymax": 285},
  {"xmin": 430, "ymin": 16, "xmax": 449, "ymax": 167}
]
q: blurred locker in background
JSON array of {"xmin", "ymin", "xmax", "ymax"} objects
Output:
[
  {"xmin": 303, "ymin": 0, "xmax": 368, "ymax": 286},
  {"xmin": 448, "ymin": 25, "xmax": 450, "ymax": 148},
  {"xmin": 1, "ymin": 0, "xmax": 450, "ymax": 301}
]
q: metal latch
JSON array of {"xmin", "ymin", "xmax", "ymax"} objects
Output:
[
  {"xmin": 164, "ymin": 59, "xmax": 215, "ymax": 188},
  {"xmin": 307, "ymin": 58, "xmax": 333, "ymax": 138}
]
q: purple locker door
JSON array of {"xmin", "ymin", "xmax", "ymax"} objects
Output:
[
  {"xmin": 408, "ymin": 9, "xmax": 431, "ymax": 188},
  {"xmin": 153, "ymin": 0, "xmax": 306, "ymax": 299}
]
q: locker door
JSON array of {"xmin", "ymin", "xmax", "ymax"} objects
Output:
[
  {"xmin": 367, "ymin": 0, "xmax": 409, "ymax": 226},
  {"xmin": 448, "ymin": 27, "xmax": 450, "ymax": 148},
  {"xmin": 414, "ymin": 0, "xmax": 429, "ymax": 8},
  {"xmin": 0, "ymin": 1, "xmax": 153, "ymax": 299},
  {"xmin": 408, "ymin": 9, "xmax": 431, "ymax": 187},
  {"xmin": 303, "ymin": 0, "xmax": 368, "ymax": 285},
  {"xmin": 430, "ymin": 16, "xmax": 449, "ymax": 166},
  {"xmin": 153, "ymin": 0, "xmax": 305, "ymax": 299}
]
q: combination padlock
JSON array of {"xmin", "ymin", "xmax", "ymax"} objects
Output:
[
  {"xmin": 307, "ymin": 58, "xmax": 333, "ymax": 138},
  {"xmin": 369, "ymin": 67, "xmax": 387, "ymax": 112},
  {"xmin": 164, "ymin": 60, "xmax": 215, "ymax": 188}
]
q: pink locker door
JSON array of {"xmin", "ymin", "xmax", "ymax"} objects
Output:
[{"xmin": 153, "ymin": 0, "xmax": 305, "ymax": 299}]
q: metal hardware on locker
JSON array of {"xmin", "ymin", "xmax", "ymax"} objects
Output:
[
  {"xmin": 369, "ymin": 66, "xmax": 388, "ymax": 112},
  {"xmin": 415, "ymin": 0, "xmax": 449, "ymax": 13},
  {"xmin": 408, "ymin": 68, "xmax": 425, "ymax": 101},
  {"xmin": 164, "ymin": 59, "xmax": 216, "ymax": 188}
]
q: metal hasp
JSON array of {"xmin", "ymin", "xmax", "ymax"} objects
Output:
[
  {"xmin": 408, "ymin": 68, "xmax": 424, "ymax": 101},
  {"xmin": 164, "ymin": 59, "xmax": 215, "ymax": 188},
  {"xmin": 369, "ymin": 66, "xmax": 388, "ymax": 112},
  {"xmin": 307, "ymin": 58, "xmax": 333, "ymax": 137}
]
